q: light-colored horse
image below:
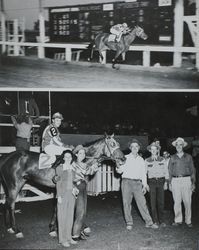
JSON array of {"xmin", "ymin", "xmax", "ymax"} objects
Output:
[{"xmin": 89, "ymin": 25, "xmax": 148, "ymax": 68}]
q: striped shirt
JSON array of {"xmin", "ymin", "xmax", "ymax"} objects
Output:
[{"xmin": 73, "ymin": 160, "xmax": 98, "ymax": 185}]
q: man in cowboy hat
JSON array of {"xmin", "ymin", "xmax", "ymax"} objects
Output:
[
  {"xmin": 168, "ymin": 137, "xmax": 196, "ymax": 228},
  {"xmin": 116, "ymin": 138, "xmax": 158, "ymax": 231},
  {"xmin": 145, "ymin": 142, "xmax": 169, "ymax": 227}
]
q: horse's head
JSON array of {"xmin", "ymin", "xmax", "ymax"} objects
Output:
[
  {"xmin": 103, "ymin": 134, "xmax": 126, "ymax": 166},
  {"xmin": 134, "ymin": 25, "xmax": 148, "ymax": 40}
]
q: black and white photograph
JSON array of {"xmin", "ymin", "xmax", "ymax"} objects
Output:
[{"xmin": 0, "ymin": 1, "xmax": 199, "ymax": 250}]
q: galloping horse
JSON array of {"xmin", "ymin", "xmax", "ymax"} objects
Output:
[
  {"xmin": 89, "ymin": 25, "xmax": 148, "ymax": 68},
  {"xmin": 0, "ymin": 134, "xmax": 126, "ymax": 238}
]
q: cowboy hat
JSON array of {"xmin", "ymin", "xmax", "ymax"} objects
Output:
[
  {"xmin": 147, "ymin": 142, "xmax": 161, "ymax": 152},
  {"xmin": 73, "ymin": 144, "xmax": 86, "ymax": 154},
  {"xmin": 172, "ymin": 137, "xmax": 188, "ymax": 148},
  {"xmin": 128, "ymin": 138, "xmax": 142, "ymax": 149}
]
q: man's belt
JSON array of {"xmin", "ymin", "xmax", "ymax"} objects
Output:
[
  {"xmin": 172, "ymin": 175, "xmax": 190, "ymax": 178},
  {"xmin": 149, "ymin": 177, "xmax": 165, "ymax": 180},
  {"xmin": 123, "ymin": 178, "xmax": 141, "ymax": 182}
]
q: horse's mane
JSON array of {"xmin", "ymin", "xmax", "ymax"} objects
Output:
[{"xmin": 83, "ymin": 137, "xmax": 104, "ymax": 148}]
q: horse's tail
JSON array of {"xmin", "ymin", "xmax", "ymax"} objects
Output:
[{"xmin": 87, "ymin": 41, "xmax": 95, "ymax": 61}]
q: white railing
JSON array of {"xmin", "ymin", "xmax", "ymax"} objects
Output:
[
  {"xmin": 87, "ymin": 164, "xmax": 120, "ymax": 196},
  {"xmin": 0, "ymin": 41, "xmax": 199, "ymax": 70}
]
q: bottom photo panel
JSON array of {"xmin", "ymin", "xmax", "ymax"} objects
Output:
[{"xmin": 0, "ymin": 91, "xmax": 198, "ymax": 250}]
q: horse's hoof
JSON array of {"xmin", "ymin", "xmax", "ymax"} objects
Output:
[
  {"xmin": 16, "ymin": 232, "xmax": 24, "ymax": 238},
  {"xmin": 49, "ymin": 231, "xmax": 57, "ymax": 238},
  {"xmin": 7, "ymin": 228, "xmax": 15, "ymax": 234}
]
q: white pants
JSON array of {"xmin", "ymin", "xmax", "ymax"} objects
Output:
[
  {"xmin": 44, "ymin": 144, "xmax": 66, "ymax": 156},
  {"xmin": 171, "ymin": 176, "xmax": 192, "ymax": 224},
  {"xmin": 110, "ymin": 28, "xmax": 123, "ymax": 41}
]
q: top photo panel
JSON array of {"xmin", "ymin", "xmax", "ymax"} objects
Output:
[{"xmin": 0, "ymin": 0, "xmax": 198, "ymax": 90}]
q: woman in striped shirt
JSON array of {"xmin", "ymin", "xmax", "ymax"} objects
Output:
[{"xmin": 72, "ymin": 145, "xmax": 99, "ymax": 241}]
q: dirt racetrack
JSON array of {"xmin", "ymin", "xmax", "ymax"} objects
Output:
[
  {"xmin": 0, "ymin": 56, "xmax": 199, "ymax": 89},
  {"xmin": 0, "ymin": 191, "xmax": 198, "ymax": 250}
]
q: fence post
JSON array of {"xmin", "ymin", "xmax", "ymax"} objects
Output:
[
  {"xmin": 143, "ymin": 50, "xmax": 150, "ymax": 67},
  {"xmin": 173, "ymin": 0, "xmax": 183, "ymax": 67},
  {"xmin": 196, "ymin": 0, "xmax": 199, "ymax": 71},
  {"xmin": 13, "ymin": 19, "xmax": 19, "ymax": 56},
  {"xmin": 38, "ymin": 0, "xmax": 45, "ymax": 59},
  {"xmin": 65, "ymin": 46, "xmax": 72, "ymax": 61},
  {"xmin": 0, "ymin": 0, "xmax": 6, "ymax": 54}
]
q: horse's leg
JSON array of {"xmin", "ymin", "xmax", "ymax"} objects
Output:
[
  {"xmin": 6, "ymin": 191, "xmax": 24, "ymax": 238},
  {"xmin": 87, "ymin": 43, "xmax": 94, "ymax": 61},
  {"xmin": 100, "ymin": 51, "xmax": 106, "ymax": 64},
  {"xmin": 98, "ymin": 50, "xmax": 104, "ymax": 62},
  {"xmin": 4, "ymin": 200, "xmax": 12, "ymax": 231},
  {"xmin": 112, "ymin": 50, "xmax": 122, "ymax": 69},
  {"xmin": 121, "ymin": 52, "xmax": 126, "ymax": 62},
  {"xmin": 5, "ymin": 181, "xmax": 25, "ymax": 238},
  {"xmin": 49, "ymin": 195, "xmax": 58, "ymax": 237}
]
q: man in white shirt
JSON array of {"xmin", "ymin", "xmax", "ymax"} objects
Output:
[{"xmin": 116, "ymin": 138, "xmax": 158, "ymax": 231}]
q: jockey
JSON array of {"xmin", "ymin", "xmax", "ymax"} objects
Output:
[
  {"xmin": 110, "ymin": 22, "xmax": 130, "ymax": 42},
  {"xmin": 42, "ymin": 112, "xmax": 71, "ymax": 157}
]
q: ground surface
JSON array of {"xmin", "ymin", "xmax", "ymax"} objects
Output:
[
  {"xmin": 0, "ymin": 191, "xmax": 199, "ymax": 250},
  {"xmin": 0, "ymin": 56, "xmax": 198, "ymax": 90}
]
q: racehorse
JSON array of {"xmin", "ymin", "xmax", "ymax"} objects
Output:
[
  {"xmin": 0, "ymin": 134, "xmax": 126, "ymax": 238},
  {"xmin": 88, "ymin": 25, "xmax": 148, "ymax": 69}
]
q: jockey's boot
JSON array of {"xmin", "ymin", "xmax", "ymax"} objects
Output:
[
  {"xmin": 116, "ymin": 34, "xmax": 122, "ymax": 42},
  {"xmin": 51, "ymin": 155, "xmax": 64, "ymax": 169},
  {"xmin": 51, "ymin": 155, "xmax": 65, "ymax": 183}
]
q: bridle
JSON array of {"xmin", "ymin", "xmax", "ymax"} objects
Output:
[
  {"xmin": 103, "ymin": 137, "xmax": 120, "ymax": 161},
  {"xmin": 135, "ymin": 27, "xmax": 144, "ymax": 37},
  {"xmin": 84, "ymin": 136, "xmax": 124, "ymax": 165}
]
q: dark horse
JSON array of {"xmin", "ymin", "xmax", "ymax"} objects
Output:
[
  {"xmin": 89, "ymin": 25, "xmax": 148, "ymax": 68},
  {"xmin": 0, "ymin": 134, "xmax": 126, "ymax": 238}
]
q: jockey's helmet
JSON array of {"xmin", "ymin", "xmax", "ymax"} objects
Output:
[
  {"xmin": 122, "ymin": 23, "xmax": 128, "ymax": 28},
  {"xmin": 52, "ymin": 112, "xmax": 63, "ymax": 120}
]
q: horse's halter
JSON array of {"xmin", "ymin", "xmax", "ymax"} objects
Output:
[{"xmin": 103, "ymin": 137, "xmax": 120, "ymax": 160}]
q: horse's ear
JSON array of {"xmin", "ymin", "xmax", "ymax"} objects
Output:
[
  {"xmin": 104, "ymin": 132, "xmax": 108, "ymax": 138},
  {"xmin": 110, "ymin": 133, "xmax": 114, "ymax": 138}
]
